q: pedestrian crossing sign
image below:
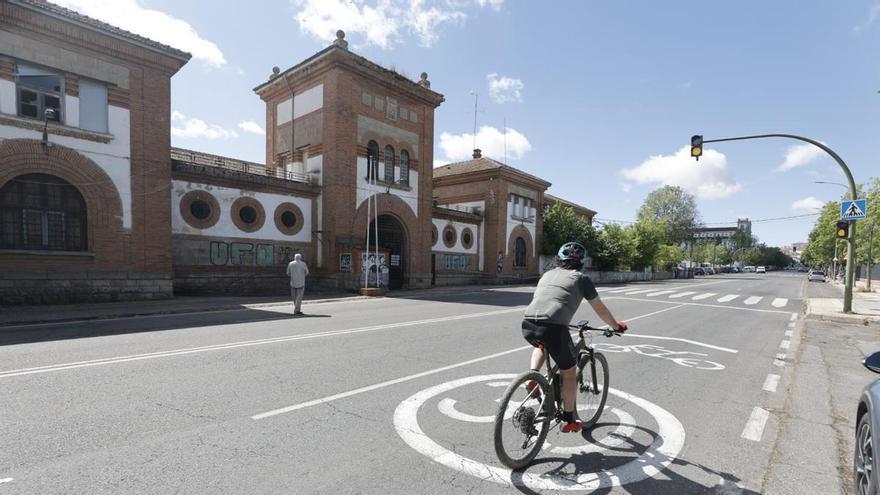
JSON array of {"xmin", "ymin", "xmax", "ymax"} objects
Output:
[{"xmin": 840, "ymin": 199, "xmax": 867, "ymax": 220}]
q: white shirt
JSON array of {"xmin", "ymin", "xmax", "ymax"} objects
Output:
[{"xmin": 286, "ymin": 260, "xmax": 309, "ymax": 288}]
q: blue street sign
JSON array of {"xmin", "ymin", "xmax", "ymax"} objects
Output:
[{"xmin": 840, "ymin": 199, "xmax": 867, "ymax": 220}]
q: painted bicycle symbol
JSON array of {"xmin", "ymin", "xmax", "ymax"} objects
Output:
[{"xmin": 593, "ymin": 343, "xmax": 725, "ymax": 370}]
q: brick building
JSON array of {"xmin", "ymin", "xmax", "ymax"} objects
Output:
[
  {"xmin": 1, "ymin": 8, "xmax": 597, "ymax": 303},
  {"xmin": 0, "ymin": 0, "xmax": 189, "ymax": 304}
]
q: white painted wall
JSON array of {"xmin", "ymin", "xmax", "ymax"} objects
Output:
[
  {"xmin": 0, "ymin": 104, "xmax": 132, "ymax": 228},
  {"xmin": 432, "ymin": 218, "xmax": 480, "ymax": 255},
  {"xmin": 355, "ymin": 156, "xmax": 419, "ymax": 217},
  {"xmin": 437, "ymin": 200, "xmax": 485, "ymax": 270},
  {"xmin": 64, "ymin": 94, "xmax": 79, "ymax": 128},
  {"xmin": 277, "ymin": 84, "xmax": 323, "ymax": 125},
  {"xmin": 307, "ymin": 154, "xmax": 324, "ymax": 267},
  {"xmin": 171, "ymin": 180, "xmax": 312, "ymax": 243},
  {"xmin": 0, "ymin": 80, "xmax": 16, "ymax": 116}
]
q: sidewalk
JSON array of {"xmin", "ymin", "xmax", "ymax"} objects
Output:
[{"xmin": 805, "ymin": 280, "xmax": 880, "ymax": 327}]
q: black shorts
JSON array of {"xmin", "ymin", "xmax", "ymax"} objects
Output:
[{"xmin": 521, "ymin": 319, "xmax": 577, "ymax": 370}]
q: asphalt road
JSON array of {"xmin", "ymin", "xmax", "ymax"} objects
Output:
[{"xmin": 0, "ymin": 273, "xmax": 808, "ymax": 494}]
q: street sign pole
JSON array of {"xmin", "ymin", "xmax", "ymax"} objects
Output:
[{"xmin": 700, "ymin": 133, "xmax": 858, "ymax": 313}]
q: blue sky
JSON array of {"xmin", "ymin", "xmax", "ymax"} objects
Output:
[{"xmin": 54, "ymin": 0, "xmax": 880, "ymax": 247}]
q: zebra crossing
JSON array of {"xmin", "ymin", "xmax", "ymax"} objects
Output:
[{"xmin": 597, "ymin": 285, "xmax": 792, "ymax": 310}]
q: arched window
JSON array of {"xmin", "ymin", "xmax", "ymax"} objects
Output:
[
  {"xmin": 399, "ymin": 149, "xmax": 410, "ymax": 186},
  {"xmin": 366, "ymin": 140, "xmax": 379, "ymax": 181},
  {"xmin": 514, "ymin": 237, "xmax": 527, "ymax": 268},
  {"xmin": 0, "ymin": 174, "xmax": 87, "ymax": 251},
  {"xmin": 384, "ymin": 145, "xmax": 395, "ymax": 183}
]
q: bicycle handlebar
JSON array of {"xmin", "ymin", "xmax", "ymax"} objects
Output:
[{"xmin": 568, "ymin": 321, "xmax": 624, "ymax": 337}]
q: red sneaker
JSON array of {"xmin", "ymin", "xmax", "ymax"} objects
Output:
[{"xmin": 560, "ymin": 421, "xmax": 582, "ymax": 433}]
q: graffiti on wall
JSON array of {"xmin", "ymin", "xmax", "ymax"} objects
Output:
[
  {"xmin": 209, "ymin": 241, "xmax": 300, "ymax": 267},
  {"xmin": 443, "ymin": 255, "xmax": 472, "ymax": 271},
  {"xmin": 362, "ymin": 252, "xmax": 389, "ymax": 287}
]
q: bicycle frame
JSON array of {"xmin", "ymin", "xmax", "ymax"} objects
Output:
[{"xmin": 540, "ymin": 324, "xmax": 603, "ymax": 418}]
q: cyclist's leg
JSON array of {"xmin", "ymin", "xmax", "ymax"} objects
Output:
[{"xmin": 541, "ymin": 325, "xmax": 579, "ymax": 427}]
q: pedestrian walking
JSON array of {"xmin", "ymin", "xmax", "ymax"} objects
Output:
[{"xmin": 286, "ymin": 253, "xmax": 309, "ymax": 315}]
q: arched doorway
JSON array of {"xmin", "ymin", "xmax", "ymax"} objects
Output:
[{"xmin": 369, "ymin": 214, "xmax": 407, "ymax": 290}]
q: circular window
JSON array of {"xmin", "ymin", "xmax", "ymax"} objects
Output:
[
  {"xmin": 239, "ymin": 206, "xmax": 257, "ymax": 224},
  {"xmin": 231, "ymin": 197, "xmax": 265, "ymax": 232},
  {"xmin": 274, "ymin": 202, "xmax": 305, "ymax": 236},
  {"xmin": 432, "ymin": 225, "xmax": 439, "ymax": 246},
  {"xmin": 442, "ymin": 225, "xmax": 457, "ymax": 248},
  {"xmin": 461, "ymin": 228, "xmax": 474, "ymax": 249},
  {"xmin": 179, "ymin": 190, "xmax": 220, "ymax": 229}
]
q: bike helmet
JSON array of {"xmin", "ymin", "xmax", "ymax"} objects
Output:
[{"xmin": 557, "ymin": 242, "xmax": 587, "ymax": 263}]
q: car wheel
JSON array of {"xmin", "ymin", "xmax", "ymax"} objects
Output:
[{"xmin": 855, "ymin": 412, "xmax": 877, "ymax": 495}]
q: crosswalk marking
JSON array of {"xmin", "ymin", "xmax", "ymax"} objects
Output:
[
  {"xmin": 646, "ymin": 290, "xmax": 676, "ymax": 297},
  {"xmin": 669, "ymin": 291, "xmax": 697, "ymax": 299},
  {"xmin": 741, "ymin": 407, "xmax": 770, "ymax": 442},
  {"xmin": 771, "ymin": 298, "xmax": 788, "ymax": 308},
  {"xmin": 744, "ymin": 296, "xmax": 763, "ymax": 305},
  {"xmin": 692, "ymin": 292, "xmax": 716, "ymax": 300},
  {"xmin": 623, "ymin": 288, "xmax": 660, "ymax": 295},
  {"xmin": 717, "ymin": 294, "xmax": 739, "ymax": 303}
]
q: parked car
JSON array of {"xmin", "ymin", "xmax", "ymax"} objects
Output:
[
  {"xmin": 855, "ymin": 352, "xmax": 880, "ymax": 493},
  {"xmin": 704, "ymin": 267, "xmax": 715, "ymax": 275},
  {"xmin": 732, "ymin": 266, "xmax": 741, "ymax": 273},
  {"xmin": 808, "ymin": 270, "xmax": 826, "ymax": 282},
  {"xmin": 743, "ymin": 266, "xmax": 756, "ymax": 272},
  {"xmin": 693, "ymin": 267, "xmax": 706, "ymax": 276},
  {"xmin": 756, "ymin": 266, "xmax": 766, "ymax": 274}
]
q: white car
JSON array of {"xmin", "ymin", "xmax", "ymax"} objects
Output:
[
  {"xmin": 808, "ymin": 270, "xmax": 826, "ymax": 282},
  {"xmin": 756, "ymin": 266, "xmax": 766, "ymax": 273},
  {"xmin": 743, "ymin": 266, "xmax": 756, "ymax": 272}
]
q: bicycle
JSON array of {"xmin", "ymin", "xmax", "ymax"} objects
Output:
[{"xmin": 493, "ymin": 320, "xmax": 622, "ymax": 469}]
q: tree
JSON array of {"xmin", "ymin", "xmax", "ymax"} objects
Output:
[
  {"xmin": 637, "ymin": 186, "xmax": 701, "ymax": 244},
  {"xmin": 595, "ymin": 223, "xmax": 634, "ymax": 271},
  {"xmin": 801, "ymin": 200, "xmax": 840, "ymax": 268},
  {"xmin": 654, "ymin": 244, "xmax": 685, "ymax": 270},
  {"xmin": 628, "ymin": 219, "xmax": 667, "ymax": 270},
  {"xmin": 540, "ymin": 202, "xmax": 604, "ymax": 265}
]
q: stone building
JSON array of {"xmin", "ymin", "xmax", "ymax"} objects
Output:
[
  {"xmin": 0, "ymin": 6, "xmax": 597, "ymax": 303},
  {"xmin": 0, "ymin": 0, "xmax": 189, "ymax": 304}
]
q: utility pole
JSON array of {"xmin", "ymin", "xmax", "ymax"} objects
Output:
[{"xmin": 695, "ymin": 133, "xmax": 859, "ymax": 313}]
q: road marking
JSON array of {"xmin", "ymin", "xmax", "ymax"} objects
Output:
[
  {"xmin": 744, "ymin": 296, "xmax": 763, "ymax": 305},
  {"xmin": 605, "ymin": 296, "xmax": 792, "ymax": 315},
  {"xmin": 0, "ymin": 307, "xmax": 527, "ymax": 379},
  {"xmin": 790, "ymin": 312, "xmax": 798, "ymax": 321},
  {"xmin": 646, "ymin": 290, "xmax": 676, "ymax": 297},
  {"xmin": 252, "ymin": 305, "xmax": 684, "ymax": 420},
  {"xmin": 622, "ymin": 333, "xmax": 737, "ymax": 353},
  {"xmin": 394, "ymin": 375, "xmax": 686, "ymax": 491},
  {"xmin": 716, "ymin": 476, "xmax": 745, "ymax": 494},
  {"xmin": 0, "ymin": 478, "xmax": 12, "ymax": 484},
  {"xmin": 763, "ymin": 374, "xmax": 780, "ymax": 392},
  {"xmin": 545, "ymin": 408, "xmax": 637, "ymax": 455},
  {"xmin": 621, "ymin": 288, "xmax": 660, "ymax": 295},
  {"xmin": 741, "ymin": 407, "xmax": 770, "ymax": 441},
  {"xmin": 787, "ymin": 322, "xmax": 796, "ymax": 328},
  {"xmin": 771, "ymin": 298, "xmax": 788, "ymax": 308},
  {"xmin": 785, "ymin": 330, "xmax": 793, "ymax": 337},
  {"xmin": 669, "ymin": 291, "xmax": 697, "ymax": 299},
  {"xmin": 692, "ymin": 292, "xmax": 717, "ymax": 300},
  {"xmin": 780, "ymin": 340, "xmax": 790, "ymax": 349},
  {"xmin": 717, "ymin": 294, "xmax": 739, "ymax": 303}
]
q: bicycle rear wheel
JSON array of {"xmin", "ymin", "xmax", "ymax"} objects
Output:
[
  {"xmin": 493, "ymin": 371, "xmax": 552, "ymax": 469},
  {"xmin": 577, "ymin": 351, "xmax": 609, "ymax": 428}
]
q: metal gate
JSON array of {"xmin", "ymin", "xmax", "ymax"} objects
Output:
[{"xmin": 372, "ymin": 215, "xmax": 406, "ymax": 290}]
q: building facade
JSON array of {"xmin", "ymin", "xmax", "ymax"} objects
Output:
[{"xmin": 0, "ymin": 10, "xmax": 597, "ymax": 303}]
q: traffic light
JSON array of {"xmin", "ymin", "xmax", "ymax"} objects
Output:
[
  {"xmin": 836, "ymin": 221, "xmax": 849, "ymax": 239},
  {"xmin": 691, "ymin": 135, "xmax": 703, "ymax": 161}
]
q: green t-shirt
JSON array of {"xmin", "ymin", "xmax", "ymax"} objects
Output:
[{"xmin": 523, "ymin": 268, "xmax": 599, "ymax": 325}]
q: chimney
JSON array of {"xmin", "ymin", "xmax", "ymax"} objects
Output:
[{"xmin": 472, "ymin": 148, "xmax": 482, "ymax": 159}]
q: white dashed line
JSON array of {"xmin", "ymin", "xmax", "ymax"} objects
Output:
[
  {"xmin": 773, "ymin": 353, "xmax": 786, "ymax": 367},
  {"xmin": 692, "ymin": 292, "xmax": 717, "ymax": 300},
  {"xmin": 0, "ymin": 478, "xmax": 12, "ymax": 484},
  {"xmin": 787, "ymin": 322, "xmax": 796, "ymax": 328},
  {"xmin": 763, "ymin": 374, "xmax": 780, "ymax": 393},
  {"xmin": 744, "ymin": 296, "xmax": 763, "ymax": 305},
  {"xmin": 780, "ymin": 340, "xmax": 790, "ymax": 349},
  {"xmin": 790, "ymin": 312, "xmax": 798, "ymax": 321},
  {"xmin": 741, "ymin": 407, "xmax": 770, "ymax": 441},
  {"xmin": 646, "ymin": 290, "xmax": 677, "ymax": 297},
  {"xmin": 771, "ymin": 298, "xmax": 788, "ymax": 308},
  {"xmin": 669, "ymin": 291, "xmax": 697, "ymax": 299},
  {"xmin": 785, "ymin": 330, "xmax": 793, "ymax": 337},
  {"xmin": 717, "ymin": 294, "xmax": 739, "ymax": 302}
]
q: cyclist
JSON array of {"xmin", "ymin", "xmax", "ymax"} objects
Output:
[{"xmin": 522, "ymin": 241, "xmax": 628, "ymax": 433}]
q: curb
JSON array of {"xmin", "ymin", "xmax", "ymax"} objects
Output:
[{"xmin": 804, "ymin": 312, "xmax": 880, "ymax": 327}]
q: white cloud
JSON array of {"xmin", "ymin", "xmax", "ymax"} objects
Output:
[
  {"xmin": 776, "ymin": 143, "xmax": 825, "ymax": 172},
  {"xmin": 487, "ymin": 73, "xmax": 523, "ymax": 103},
  {"xmin": 433, "ymin": 159, "xmax": 450, "ymax": 168},
  {"xmin": 171, "ymin": 111, "xmax": 238, "ymax": 140},
  {"xmin": 292, "ymin": 0, "xmax": 501, "ymax": 49},
  {"xmin": 439, "ymin": 125, "xmax": 531, "ymax": 162},
  {"xmin": 620, "ymin": 182, "xmax": 632, "ymax": 193},
  {"xmin": 620, "ymin": 146, "xmax": 742, "ymax": 200},
  {"xmin": 854, "ymin": 1, "xmax": 880, "ymax": 32},
  {"xmin": 238, "ymin": 120, "xmax": 265, "ymax": 135},
  {"xmin": 791, "ymin": 196, "xmax": 825, "ymax": 212},
  {"xmin": 50, "ymin": 0, "xmax": 226, "ymax": 67}
]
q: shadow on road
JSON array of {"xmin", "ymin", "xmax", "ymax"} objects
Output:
[{"xmin": 0, "ymin": 308, "xmax": 332, "ymax": 346}]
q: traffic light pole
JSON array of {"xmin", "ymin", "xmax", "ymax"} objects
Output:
[{"xmin": 701, "ymin": 133, "xmax": 858, "ymax": 313}]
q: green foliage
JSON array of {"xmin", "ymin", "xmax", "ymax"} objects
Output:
[
  {"xmin": 595, "ymin": 223, "xmax": 634, "ymax": 270},
  {"xmin": 628, "ymin": 219, "xmax": 667, "ymax": 270},
  {"xmin": 802, "ymin": 200, "xmax": 846, "ymax": 268},
  {"xmin": 637, "ymin": 185, "xmax": 701, "ymax": 244},
  {"xmin": 654, "ymin": 244, "xmax": 685, "ymax": 270},
  {"xmin": 540, "ymin": 202, "xmax": 595, "ymax": 255}
]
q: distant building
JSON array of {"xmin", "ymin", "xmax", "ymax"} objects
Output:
[
  {"xmin": 691, "ymin": 218, "xmax": 752, "ymax": 250},
  {"xmin": 782, "ymin": 242, "xmax": 807, "ymax": 263}
]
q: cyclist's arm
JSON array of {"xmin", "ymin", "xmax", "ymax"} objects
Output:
[{"xmin": 588, "ymin": 298, "xmax": 625, "ymax": 331}]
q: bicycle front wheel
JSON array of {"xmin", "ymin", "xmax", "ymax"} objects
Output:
[
  {"xmin": 493, "ymin": 371, "xmax": 552, "ymax": 469},
  {"xmin": 577, "ymin": 351, "xmax": 609, "ymax": 428}
]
